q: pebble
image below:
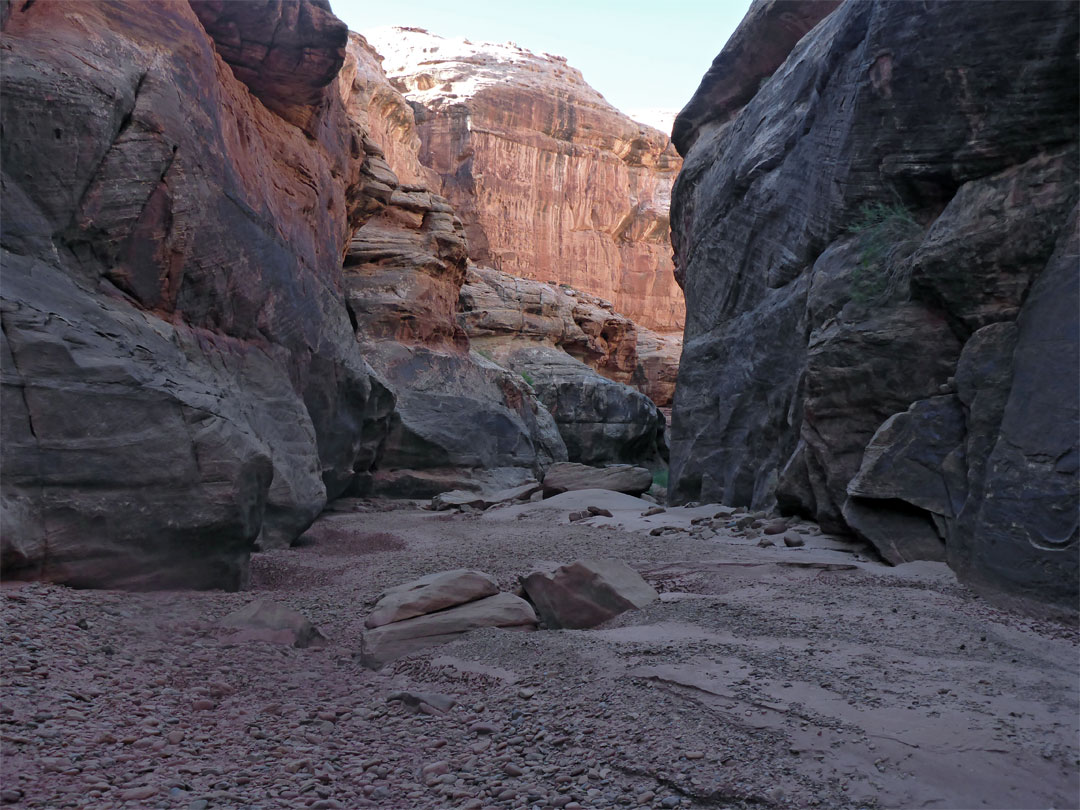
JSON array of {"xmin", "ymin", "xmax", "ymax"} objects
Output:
[{"xmin": 120, "ymin": 786, "xmax": 158, "ymax": 800}]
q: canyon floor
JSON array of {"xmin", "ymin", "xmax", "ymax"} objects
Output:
[{"xmin": 2, "ymin": 495, "xmax": 1077, "ymax": 810}]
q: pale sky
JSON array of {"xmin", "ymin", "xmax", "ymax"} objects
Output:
[{"xmin": 329, "ymin": 0, "xmax": 751, "ymax": 121}]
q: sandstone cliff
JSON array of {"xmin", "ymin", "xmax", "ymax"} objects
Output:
[
  {"xmin": 364, "ymin": 27, "xmax": 685, "ymax": 335},
  {"xmin": 1, "ymin": 0, "xmax": 397, "ymax": 587},
  {"xmin": 339, "ymin": 39, "xmax": 569, "ymax": 496},
  {"xmin": 669, "ymin": 0, "xmax": 1079, "ymax": 609}
]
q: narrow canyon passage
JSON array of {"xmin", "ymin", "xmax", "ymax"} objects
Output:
[
  {"xmin": 1, "ymin": 1, "xmax": 1077, "ymax": 809},
  {"xmin": 3, "ymin": 499, "xmax": 1076, "ymax": 810}
]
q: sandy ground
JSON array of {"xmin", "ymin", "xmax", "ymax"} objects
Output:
[{"xmin": 2, "ymin": 492, "xmax": 1077, "ymax": 810}]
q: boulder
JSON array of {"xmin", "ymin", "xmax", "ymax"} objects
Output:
[
  {"xmin": 497, "ymin": 346, "xmax": 663, "ymax": 465},
  {"xmin": 365, "ymin": 569, "xmax": 500, "ymax": 629},
  {"xmin": 522, "ymin": 559, "xmax": 659, "ymax": 629},
  {"xmin": 359, "ymin": 593, "xmax": 537, "ymax": 668},
  {"xmin": 431, "ymin": 491, "xmax": 489, "ymax": 512},
  {"xmin": 543, "ymin": 463, "xmax": 654, "ymax": 497},
  {"xmin": 483, "ymin": 482, "xmax": 543, "ymax": 507},
  {"xmin": 220, "ymin": 600, "xmax": 325, "ymax": 648}
]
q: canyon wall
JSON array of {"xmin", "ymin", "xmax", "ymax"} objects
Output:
[
  {"xmin": 0, "ymin": 2, "xmax": 674, "ymax": 590},
  {"xmin": 669, "ymin": 0, "xmax": 1079, "ymax": 609},
  {"xmin": 1, "ymin": 0, "xmax": 396, "ymax": 587},
  {"xmin": 364, "ymin": 27, "xmax": 685, "ymax": 335}
]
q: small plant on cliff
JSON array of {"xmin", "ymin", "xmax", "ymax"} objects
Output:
[
  {"xmin": 652, "ymin": 468, "xmax": 669, "ymax": 488},
  {"xmin": 847, "ymin": 201, "xmax": 922, "ymax": 306},
  {"xmin": 520, "ymin": 370, "xmax": 534, "ymax": 386}
]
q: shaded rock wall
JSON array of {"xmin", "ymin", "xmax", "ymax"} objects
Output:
[
  {"xmin": 0, "ymin": 0, "xmax": 394, "ymax": 586},
  {"xmin": 364, "ymin": 27, "xmax": 685, "ymax": 334},
  {"xmin": 669, "ymin": 0, "xmax": 1078, "ymax": 608}
]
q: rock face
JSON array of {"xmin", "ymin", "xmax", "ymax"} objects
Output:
[
  {"xmin": 338, "ymin": 32, "xmax": 439, "ymax": 188},
  {"xmin": 364, "ymin": 27, "xmax": 685, "ymax": 335},
  {"xmin": 460, "ymin": 265, "xmax": 680, "ymax": 407},
  {"xmin": 189, "ymin": 0, "xmax": 349, "ymax": 133},
  {"xmin": 669, "ymin": 0, "xmax": 1079, "ymax": 608},
  {"xmin": 0, "ymin": 0, "xmax": 395, "ymax": 587},
  {"xmin": 337, "ymin": 36, "xmax": 568, "ymax": 496}
]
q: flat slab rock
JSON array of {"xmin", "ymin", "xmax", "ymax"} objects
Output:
[
  {"xmin": 542, "ymin": 463, "xmax": 653, "ymax": 497},
  {"xmin": 220, "ymin": 599, "xmax": 325, "ymax": 649},
  {"xmin": 522, "ymin": 558, "xmax": 659, "ymax": 629},
  {"xmin": 359, "ymin": 592, "xmax": 537, "ymax": 669},
  {"xmin": 364, "ymin": 569, "xmax": 499, "ymax": 629},
  {"xmin": 430, "ymin": 481, "xmax": 541, "ymax": 512}
]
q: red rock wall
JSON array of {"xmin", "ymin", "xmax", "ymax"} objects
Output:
[
  {"xmin": 0, "ymin": 0, "xmax": 394, "ymax": 585},
  {"xmin": 365, "ymin": 28, "xmax": 685, "ymax": 334}
]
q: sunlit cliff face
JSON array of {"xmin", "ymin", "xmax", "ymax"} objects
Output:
[{"xmin": 364, "ymin": 26, "xmax": 686, "ymax": 334}]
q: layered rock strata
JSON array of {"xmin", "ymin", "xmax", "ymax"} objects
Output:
[
  {"xmin": 459, "ymin": 267, "xmax": 667, "ymax": 464},
  {"xmin": 669, "ymin": 0, "xmax": 1079, "ymax": 608},
  {"xmin": 1, "ymin": 0, "xmax": 397, "ymax": 587},
  {"xmin": 459, "ymin": 265, "xmax": 680, "ymax": 406},
  {"xmin": 364, "ymin": 27, "xmax": 685, "ymax": 334}
]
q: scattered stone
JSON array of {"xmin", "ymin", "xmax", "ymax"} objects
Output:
[
  {"xmin": 641, "ymin": 507, "xmax": 666, "ymax": 516},
  {"xmin": 763, "ymin": 520, "xmax": 788, "ymax": 535},
  {"xmin": 783, "ymin": 532, "xmax": 806, "ymax": 548},
  {"xmin": 522, "ymin": 558, "xmax": 658, "ymax": 629},
  {"xmin": 220, "ymin": 599, "xmax": 326, "ymax": 649},
  {"xmin": 365, "ymin": 569, "xmax": 499, "ymax": 629},
  {"xmin": 421, "ymin": 760, "xmax": 450, "ymax": 786},
  {"xmin": 586, "ymin": 505, "xmax": 613, "ymax": 517},
  {"xmin": 387, "ymin": 691, "xmax": 457, "ymax": 713},
  {"xmin": 120, "ymin": 786, "xmax": 158, "ymax": 801},
  {"xmin": 758, "ymin": 539, "xmax": 776, "ymax": 548},
  {"xmin": 568, "ymin": 511, "xmax": 590, "ymax": 522}
]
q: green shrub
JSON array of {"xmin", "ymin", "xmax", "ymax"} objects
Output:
[
  {"xmin": 652, "ymin": 468, "xmax": 669, "ymax": 488},
  {"xmin": 520, "ymin": 370, "xmax": 534, "ymax": 386},
  {"xmin": 847, "ymin": 201, "xmax": 922, "ymax": 306}
]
